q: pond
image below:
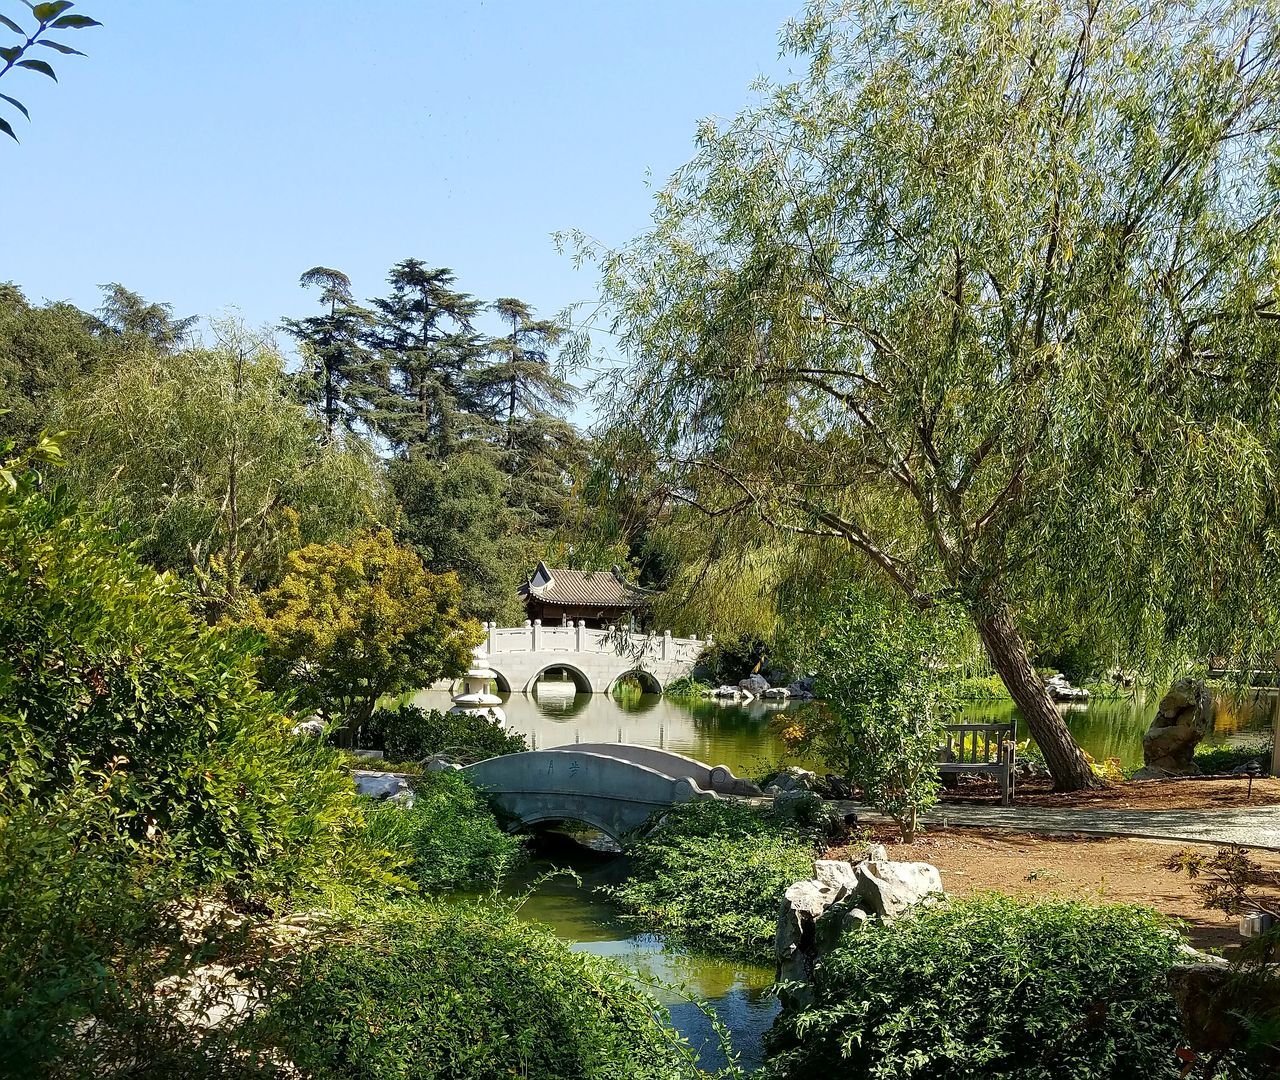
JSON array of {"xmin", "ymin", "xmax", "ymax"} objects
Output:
[
  {"xmin": 414, "ymin": 682, "xmax": 1274, "ymax": 1070},
  {"xmin": 411, "ymin": 682, "xmax": 1274, "ymax": 778}
]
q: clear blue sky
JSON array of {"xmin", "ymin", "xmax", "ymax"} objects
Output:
[{"xmin": 5, "ymin": 1, "xmax": 799, "ymax": 366}]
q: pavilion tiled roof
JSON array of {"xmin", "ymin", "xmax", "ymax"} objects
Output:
[{"xmin": 518, "ymin": 563, "xmax": 645, "ymax": 608}]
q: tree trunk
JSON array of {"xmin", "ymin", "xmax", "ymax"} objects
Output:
[{"xmin": 974, "ymin": 602, "xmax": 1103, "ymax": 792}]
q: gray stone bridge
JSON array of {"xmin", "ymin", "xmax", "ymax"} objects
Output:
[
  {"xmin": 472, "ymin": 622, "xmax": 709, "ymax": 695},
  {"xmin": 462, "ymin": 744, "xmax": 761, "ymax": 845}
]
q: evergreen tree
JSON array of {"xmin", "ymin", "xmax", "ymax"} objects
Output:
[
  {"xmin": 0, "ymin": 284, "xmax": 115, "ymax": 447},
  {"xmin": 367, "ymin": 259, "xmax": 487, "ymax": 458},
  {"xmin": 473, "ymin": 297, "xmax": 580, "ymax": 527},
  {"xmin": 281, "ymin": 266, "xmax": 374, "ymax": 438},
  {"xmin": 95, "ymin": 283, "xmax": 196, "ymax": 353}
]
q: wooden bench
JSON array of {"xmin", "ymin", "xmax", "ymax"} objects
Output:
[{"xmin": 937, "ymin": 723, "xmax": 1017, "ymax": 806}]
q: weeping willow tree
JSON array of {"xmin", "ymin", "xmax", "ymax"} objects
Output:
[{"xmin": 575, "ymin": 0, "xmax": 1280, "ymax": 790}]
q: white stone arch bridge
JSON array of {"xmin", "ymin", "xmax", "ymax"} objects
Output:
[
  {"xmin": 471, "ymin": 621, "xmax": 709, "ymax": 695},
  {"xmin": 462, "ymin": 744, "xmax": 761, "ymax": 846}
]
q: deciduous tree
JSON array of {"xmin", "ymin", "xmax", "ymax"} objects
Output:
[
  {"xmin": 579, "ymin": 0, "xmax": 1280, "ymax": 790},
  {"xmin": 242, "ymin": 530, "xmax": 483, "ymax": 732}
]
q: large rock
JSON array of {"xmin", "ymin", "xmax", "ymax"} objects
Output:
[
  {"xmin": 764, "ymin": 766, "xmax": 827, "ymax": 796},
  {"xmin": 1136, "ymin": 679, "xmax": 1213, "ymax": 779},
  {"xmin": 853, "ymin": 860, "xmax": 945, "ymax": 920},
  {"xmin": 775, "ymin": 857, "xmax": 944, "ymax": 1009},
  {"xmin": 739, "ymin": 673, "xmax": 771, "ymax": 696},
  {"xmin": 352, "ymin": 771, "xmax": 410, "ymax": 800},
  {"xmin": 786, "ymin": 676, "xmax": 817, "ymax": 700},
  {"xmin": 291, "ymin": 715, "xmax": 326, "ymax": 737},
  {"xmin": 1168, "ymin": 960, "xmax": 1280, "ymax": 1069}
]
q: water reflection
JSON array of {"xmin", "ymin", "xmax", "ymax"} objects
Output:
[
  {"xmin": 411, "ymin": 681, "xmax": 1275, "ymax": 775},
  {"xmin": 487, "ymin": 837, "xmax": 778, "ymax": 1073},
  {"xmin": 409, "ymin": 683, "xmax": 803, "ymax": 777}
]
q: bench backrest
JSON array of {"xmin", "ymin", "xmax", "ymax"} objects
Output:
[{"xmin": 940, "ymin": 723, "xmax": 1015, "ymax": 765}]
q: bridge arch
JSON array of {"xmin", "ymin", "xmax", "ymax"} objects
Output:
[
  {"xmin": 512, "ymin": 811, "xmax": 628, "ymax": 846},
  {"xmin": 527, "ymin": 663, "xmax": 594, "ymax": 695},
  {"xmin": 608, "ymin": 669, "xmax": 663, "ymax": 696}
]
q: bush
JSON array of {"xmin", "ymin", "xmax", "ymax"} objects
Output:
[
  {"xmin": 367, "ymin": 704, "xmax": 527, "ymax": 764},
  {"xmin": 765, "ymin": 895, "xmax": 1188, "ymax": 1079},
  {"xmin": 608, "ymin": 800, "xmax": 817, "ymax": 961},
  {"xmin": 804, "ymin": 599, "xmax": 955, "ymax": 840},
  {"xmin": 664, "ymin": 673, "xmax": 713, "ymax": 699},
  {"xmin": 362, "ymin": 771, "xmax": 523, "ymax": 890},
  {"xmin": 0, "ymin": 451, "xmax": 381, "ymax": 901},
  {"xmin": 249, "ymin": 901, "xmax": 710, "ymax": 1079},
  {"xmin": 1195, "ymin": 737, "xmax": 1273, "ymax": 775}
]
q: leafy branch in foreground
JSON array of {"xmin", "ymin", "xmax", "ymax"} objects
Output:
[{"xmin": 0, "ymin": 2, "xmax": 101, "ymax": 141}]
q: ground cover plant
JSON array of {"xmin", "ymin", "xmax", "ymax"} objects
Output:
[
  {"xmin": 607, "ymin": 800, "xmax": 819, "ymax": 961},
  {"xmin": 362, "ymin": 770, "xmax": 524, "ymax": 891},
  {"xmin": 248, "ymin": 900, "xmax": 720, "ymax": 1080},
  {"xmin": 765, "ymin": 894, "xmax": 1197, "ymax": 1079}
]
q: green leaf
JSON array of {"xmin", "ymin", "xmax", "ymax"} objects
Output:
[
  {"xmin": 16, "ymin": 58, "xmax": 56, "ymax": 80},
  {"xmin": 0, "ymin": 117, "xmax": 16, "ymax": 142},
  {"xmin": 31, "ymin": 2, "xmax": 73, "ymax": 23},
  {"xmin": 38, "ymin": 39, "xmax": 84, "ymax": 55},
  {"xmin": 51, "ymin": 14, "xmax": 100, "ymax": 29},
  {"xmin": 0, "ymin": 93, "xmax": 29, "ymax": 119},
  {"xmin": 0, "ymin": 46, "xmax": 21, "ymax": 63},
  {"xmin": 0, "ymin": 15, "xmax": 24, "ymax": 34}
]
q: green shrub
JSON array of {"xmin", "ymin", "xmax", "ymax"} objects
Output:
[
  {"xmin": 0, "ymin": 460, "xmax": 384, "ymax": 902},
  {"xmin": 664, "ymin": 673, "xmax": 713, "ymax": 700},
  {"xmin": 765, "ymin": 895, "xmax": 1188, "ymax": 1079},
  {"xmin": 807, "ymin": 600, "xmax": 955, "ymax": 840},
  {"xmin": 249, "ymin": 901, "xmax": 710, "ymax": 1079},
  {"xmin": 367, "ymin": 703, "xmax": 527, "ymax": 764},
  {"xmin": 362, "ymin": 771, "xmax": 523, "ymax": 890},
  {"xmin": 608, "ymin": 800, "xmax": 817, "ymax": 961},
  {"xmin": 1195, "ymin": 737, "xmax": 1273, "ymax": 775}
]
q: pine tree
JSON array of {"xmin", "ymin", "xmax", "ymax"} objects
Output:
[
  {"xmin": 95, "ymin": 283, "xmax": 197, "ymax": 353},
  {"xmin": 472, "ymin": 298, "xmax": 580, "ymax": 527},
  {"xmin": 281, "ymin": 266, "xmax": 374, "ymax": 439},
  {"xmin": 367, "ymin": 259, "xmax": 486, "ymax": 458}
]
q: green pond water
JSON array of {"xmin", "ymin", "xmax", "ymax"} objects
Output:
[{"xmin": 413, "ymin": 683, "xmax": 1274, "ymax": 1070}]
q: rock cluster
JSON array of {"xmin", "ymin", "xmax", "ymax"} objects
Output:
[
  {"xmin": 704, "ymin": 673, "xmax": 819, "ymax": 701},
  {"xmin": 1044, "ymin": 673, "xmax": 1090, "ymax": 703},
  {"xmin": 775, "ymin": 849, "xmax": 944, "ymax": 1010},
  {"xmin": 762, "ymin": 767, "xmax": 854, "ymax": 800},
  {"xmin": 1134, "ymin": 679, "xmax": 1213, "ymax": 780}
]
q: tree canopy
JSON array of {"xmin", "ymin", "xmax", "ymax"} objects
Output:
[{"xmin": 579, "ymin": 0, "xmax": 1280, "ymax": 789}]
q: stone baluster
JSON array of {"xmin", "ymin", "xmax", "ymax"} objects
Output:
[
  {"xmin": 532, "ymin": 618, "xmax": 541, "ymax": 651},
  {"xmin": 576, "ymin": 619, "xmax": 585, "ymax": 650},
  {"xmin": 662, "ymin": 629, "xmax": 671, "ymax": 662}
]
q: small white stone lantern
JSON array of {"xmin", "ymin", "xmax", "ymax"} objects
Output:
[{"xmin": 449, "ymin": 651, "xmax": 506, "ymax": 726}]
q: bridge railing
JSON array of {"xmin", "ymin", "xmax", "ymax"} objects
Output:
[{"xmin": 480, "ymin": 621, "xmax": 710, "ymax": 664}]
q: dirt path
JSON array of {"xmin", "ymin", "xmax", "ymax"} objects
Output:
[{"xmin": 826, "ymin": 828, "xmax": 1280, "ymax": 953}]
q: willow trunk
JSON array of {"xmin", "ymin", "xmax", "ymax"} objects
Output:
[{"xmin": 974, "ymin": 603, "xmax": 1102, "ymax": 792}]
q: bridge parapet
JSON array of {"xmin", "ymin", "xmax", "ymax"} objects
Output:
[
  {"xmin": 464, "ymin": 748, "xmax": 721, "ymax": 845},
  {"xmin": 473, "ymin": 622, "xmax": 709, "ymax": 694},
  {"xmin": 545, "ymin": 743, "xmax": 762, "ymax": 797}
]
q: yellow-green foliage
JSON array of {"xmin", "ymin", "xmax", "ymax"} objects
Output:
[{"xmin": 243, "ymin": 530, "xmax": 484, "ymax": 728}]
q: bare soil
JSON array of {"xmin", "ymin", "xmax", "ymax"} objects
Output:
[
  {"xmin": 939, "ymin": 775, "xmax": 1280, "ymax": 809},
  {"xmin": 827, "ymin": 827, "xmax": 1280, "ymax": 953}
]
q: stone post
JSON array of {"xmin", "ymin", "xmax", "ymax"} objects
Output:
[
  {"xmin": 532, "ymin": 619, "xmax": 541, "ymax": 651},
  {"xmin": 576, "ymin": 619, "xmax": 585, "ymax": 651},
  {"xmin": 486, "ymin": 621, "xmax": 496, "ymax": 654},
  {"xmin": 662, "ymin": 630, "xmax": 671, "ymax": 662}
]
